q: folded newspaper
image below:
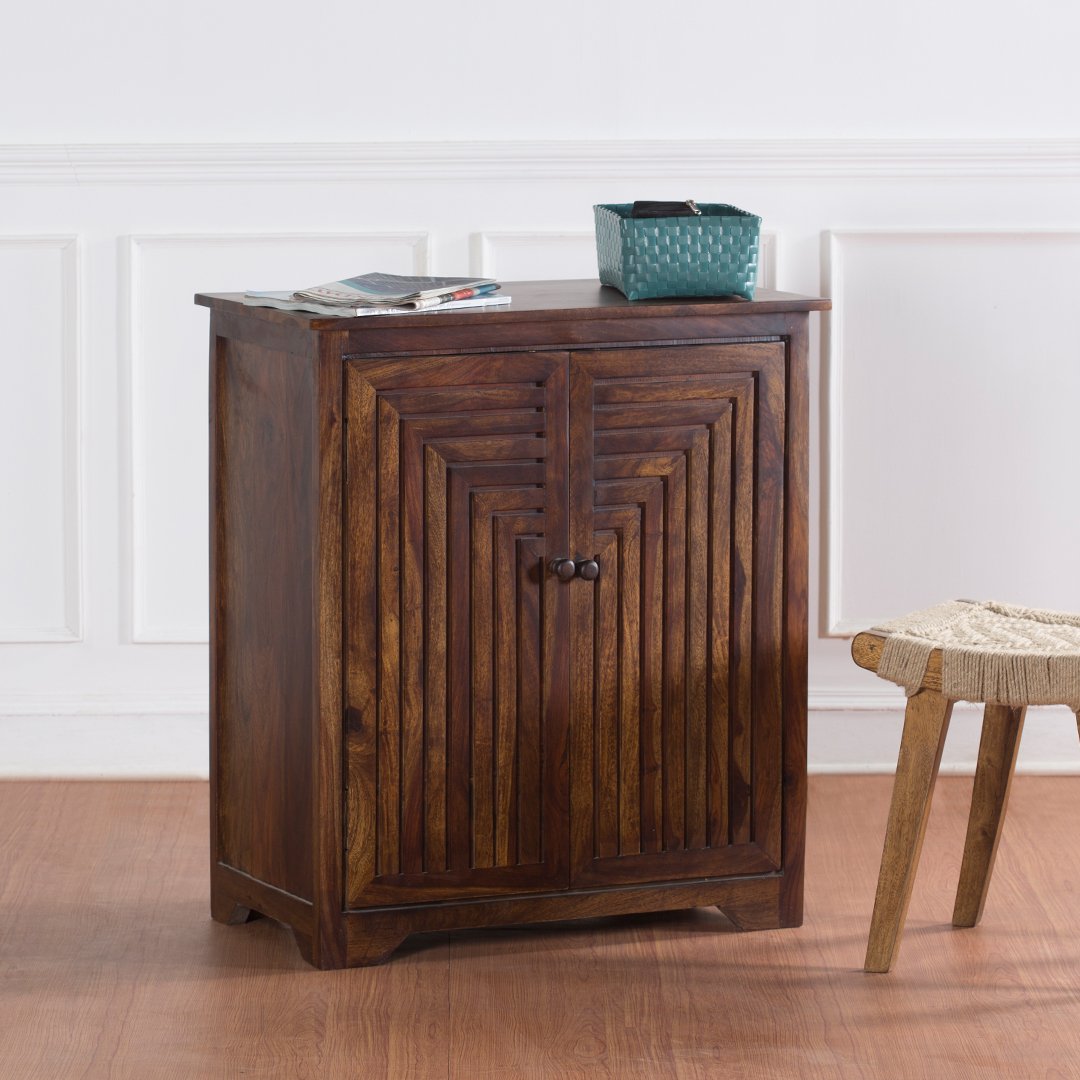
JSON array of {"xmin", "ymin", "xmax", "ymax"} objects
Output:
[
  {"xmin": 294, "ymin": 272, "xmax": 497, "ymax": 308},
  {"xmin": 244, "ymin": 291, "xmax": 511, "ymax": 318}
]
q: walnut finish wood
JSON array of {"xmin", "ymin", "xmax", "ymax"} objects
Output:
[
  {"xmin": 952, "ymin": 704, "xmax": 1026, "ymax": 928},
  {"xmin": 864, "ymin": 689, "xmax": 954, "ymax": 973},
  {"xmin": 203, "ymin": 285, "xmax": 824, "ymax": 967},
  {"xmin": 210, "ymin": 325, "xmax": 315, "ymax": 902},
  {"xmin": 343, "ymin": 352, "xmax": 570, "ymax": 907},
  {"xmin": 569, "ymin": 344, "xmax": 785, "ymax": 888},
  {"xmin": 779, "ymin": 314, "xmax": 810, "ymax": 927}
]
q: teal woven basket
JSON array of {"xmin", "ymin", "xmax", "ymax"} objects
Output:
[{"xmin": 594, "ymin": 203, "xmax": 761, "ymax": 301}]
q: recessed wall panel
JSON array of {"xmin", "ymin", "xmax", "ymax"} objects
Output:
[
  {"xmin": 826, "ymin": 230, "xmax": 1080, "ymax": 634},
  {"xmin": 129, "ymin": 233, "xmax": 428, "ymax": 642},
  {"xmin": 0, "ymin": 236, "xmax": 80, "ymax": 641},
  {"xmin": 476, "ymin": 230, "xmax": 778, "ymax": 289}
]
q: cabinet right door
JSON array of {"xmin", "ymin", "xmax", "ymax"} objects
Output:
[{"xmin": 568, "ymin": 343, "xmax": 787, "ymax": 886}]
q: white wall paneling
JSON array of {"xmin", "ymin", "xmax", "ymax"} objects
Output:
[
  {"xmin": 3, "ymin": 135, "xmax": 1080, "ymax": 776},
  {"xmin": 824, "ymin": 229, "xmax": 1080, "ymax": 636},
  {"xmin": 473, "ymin": 229, "xmax": 779, "ymax": 289},
  {"xmin": 0, "ymin": 235, "xmax": 81, "ymax": 642},
  {"xmin": 472, "ymin": 232, "xmax": 598, "ymax": 281},
  {"xmin": 5, "ymin": 140, "xmax": 1079, "ymax": 185},
  {"xmin": 127, "ymin": 233, "xmax": 429, "ymax": 642}
]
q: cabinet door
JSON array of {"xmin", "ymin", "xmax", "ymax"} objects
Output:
[
  {"xmin": 344, "ymin": 353, "xmax": 570, "ymax": 908},
  {"xmin": 569, "ymin": 344, "xmax": 786, "ymax": 886}
]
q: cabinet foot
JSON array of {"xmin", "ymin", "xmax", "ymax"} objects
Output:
[
  {"xmin": 346, "ymin": 928, "xmax": 411, "ymax": 967},
  {"xmin": 211, "ymin": 892, "xmax": 262, "ymax": 926},
  {"xmin": 292, "ymin": 929, "xmax": 315, "ymax": 965},
  {"xmin": 717, "ymin": 898, "xmax": 781, "ymax": 932}
]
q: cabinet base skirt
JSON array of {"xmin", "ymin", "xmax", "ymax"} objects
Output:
[
  {"xmin": 339, "ymin": 874, "xmax": 790, "ymax": 969},
  {"xmin": 210, "ymin": 861, "xmax": 796, "ymax": 969}
]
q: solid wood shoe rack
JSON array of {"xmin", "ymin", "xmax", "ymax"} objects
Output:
[{"xmin": 196, "ymin": 280, "xmax": 828, "ymax": 968}]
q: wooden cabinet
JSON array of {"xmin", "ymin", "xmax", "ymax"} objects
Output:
[{"xmin": 198, "ymin": 281, "xmax": 827, "ymax": 968}]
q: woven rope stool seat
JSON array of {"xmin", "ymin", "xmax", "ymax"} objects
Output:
[{"xmin": 851, "ymin": 599, "xmax": 1080, "ymax": 973}]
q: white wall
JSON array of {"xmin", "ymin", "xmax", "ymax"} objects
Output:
[{"xmin": 3, "ymin": 0, "xmax": 1080, "ymax": 776}]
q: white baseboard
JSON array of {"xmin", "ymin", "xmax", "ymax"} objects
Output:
[
  {"xmin": 2, "ymin": 702, "xmax": 1078, "ymax": 779},
  {"xmin": 0, "ymin": 691, "xmax": 208, "ymax": 716},
  {"xmin": 0, "ymin": 714, "xmax": 208, "ymax": 778},
  {"xmin": 809, "ymin": 704, "xmax": 1080, "ymax": 776}
]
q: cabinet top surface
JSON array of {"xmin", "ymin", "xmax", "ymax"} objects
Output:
[{"xmin": 195, "ymin": 279, "xmax": 830, "ymax": 331}]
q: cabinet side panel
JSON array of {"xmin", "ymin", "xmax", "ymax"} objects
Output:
[{"xmin": 213, "ymin": 333, "xmax": 314, "ymax": 900}]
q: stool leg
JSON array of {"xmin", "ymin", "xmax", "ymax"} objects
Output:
[
  {"xmin": 865, "ymin": 689, "xmax": 953, "ymax": 973},
  {"xmin": 952, "ymin": 705, "xmax": 1025, "ymax": 927}
]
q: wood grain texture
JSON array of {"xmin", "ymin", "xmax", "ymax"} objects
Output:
[
  {"xmin": 952, "ymin": 704, "xmax": 1026, "ymax": 928},
  {"xmin": 310, "ymin": 329, "xmax": 347, "ymax": 968},
  {"xmin": 779, "ymin": 315, "xmax": 809, "ymax": 928},
  {"xmin": 569, "ymin": 344, "xmax": 787, "ymax": 888},
  {"xmin": 6, "ymin": 778, "xmax": 1080, "ymax": 1079},
  {"xmin": 344, "ymin": 353, "xmax": 570, "ymax": 908},
  {"xmin": 852, "ymin": 631, "xmax": 944, "ymax": 690},
  {"xmin": 196, "ymin": 280, "xmax": 832, "ymax": 332},
  {"xmin": 210, "ymin": 328, "xmax": 314, "ymax": 902},
  {"xmin": 206, "ymin": 291, "xmax": 816, "ymax": 969},
  {"xmin": 864, "ymin": 689, "xmax": 954, "ymax": 973}
]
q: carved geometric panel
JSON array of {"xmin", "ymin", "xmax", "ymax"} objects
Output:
[
  {"xmin": 128, "ymin": 231, "xmax": 428, "ymax": 642},
  {"xmin": 569, "ymin": 343, "xmax": 787, "ymax": 886},
  {"xmin": 0, "ymin": 235, "xmax": 81, "ymax": 641},
  {"xmin": 345, "ymin": 352, "xmax": 569, "ymax": 907},
  {"xmin": 825, "ymin": 230, "xmax": 1080, "ymax": 634}
]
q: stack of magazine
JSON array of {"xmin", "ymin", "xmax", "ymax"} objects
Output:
[{"xmin": 243, "ymin": 272, "xmax": 511, "ymax": 318}]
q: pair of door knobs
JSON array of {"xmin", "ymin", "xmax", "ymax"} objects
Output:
[{"xmin": 551, "ymin": 558, "xmax": 600, "ymax": 582}]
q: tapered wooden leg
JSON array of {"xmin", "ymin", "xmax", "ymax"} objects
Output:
[
  {"xmin": 864, "ymin": 689, "xmax": 953, "ymax": 973},
  {"xmin": 952, "ymin": 704, "xmax": 1025, "ymax": 928}
]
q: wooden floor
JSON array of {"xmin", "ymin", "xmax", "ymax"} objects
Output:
[{"xmin": 2, "ymin": 778, "xmax": 1079, "ymax": 1079}]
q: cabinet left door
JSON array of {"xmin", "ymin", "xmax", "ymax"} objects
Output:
[{"xmin": 344, "ymin": 353, "xmax": 571, "ymax": 908}]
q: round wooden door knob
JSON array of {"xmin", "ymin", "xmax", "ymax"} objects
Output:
[{"xmin": 551, "ymin": 558, "xmax": 577, "ymax": 581}]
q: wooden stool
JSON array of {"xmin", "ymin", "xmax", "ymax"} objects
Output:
[{"xmin": 851, "ymin": 600, "xmax": 1080, "ymax": 973}]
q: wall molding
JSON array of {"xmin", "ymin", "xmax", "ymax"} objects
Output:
[
  {"xmin": 2, "ymin": 139, "xmax": 1079, "ymax": 184},
  {"xmin": 472, "ymin": 230, "xmax": 596, "ymax": 279},
  {"xmin": 125, "ymin": 231, "xmax": 430, "ymax": 643},
  {"xmin": 0, "ymin": 235, "xmax": 82, "ymax": 642},
  {"xmin": 474, "ymin": 229, "xmax": 780, "ymax": 290},
  {"xmin": 823, "ymin": 227, "xmax": 1080, "ymax": 637}
]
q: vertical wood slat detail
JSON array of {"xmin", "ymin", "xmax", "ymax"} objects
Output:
[
  {"xmin": 376, "ymin": 397, "xmax": 402, "ymax": 879},
  {"xmin": 708, "ymin": 409, "xmax": 732, "ymax": 850},
  {"xmin": 347, "ymin": 342, "xmax": 786, "ymax": 904},
  {"xmin": 345, "ymin": 355, "xmax": 569, "ymax": 908},
  {"xmin": 204, "ymin": 286, "xmax": 820, "ymax": 968},
  {"xmin": 570, "ymin": 345, "xmax": 784, "ymax": 886},
  {"xmin": 423, "ymin": 446, "xmax": 448, "ymax": 874},
  {"xmin": 592, "ymin": 531, "xmax": 620, "ymax": 860},
  {"xmin": 516, "ymin": 539, "xmax": 545, "ymax": 867}
]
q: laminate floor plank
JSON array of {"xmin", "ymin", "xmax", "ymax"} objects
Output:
[
  {"xmin": 2, "ymin": 778, "xmax": 1079, "ymax": 1078},
  {"xmin": 0, "ymin": 783, "xmax": 450, "ymax": 1080}
]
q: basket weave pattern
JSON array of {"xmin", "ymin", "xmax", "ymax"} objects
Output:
[{"xmin": 594, "ymin": 203, "xmax": 760, "ymax": 301}]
